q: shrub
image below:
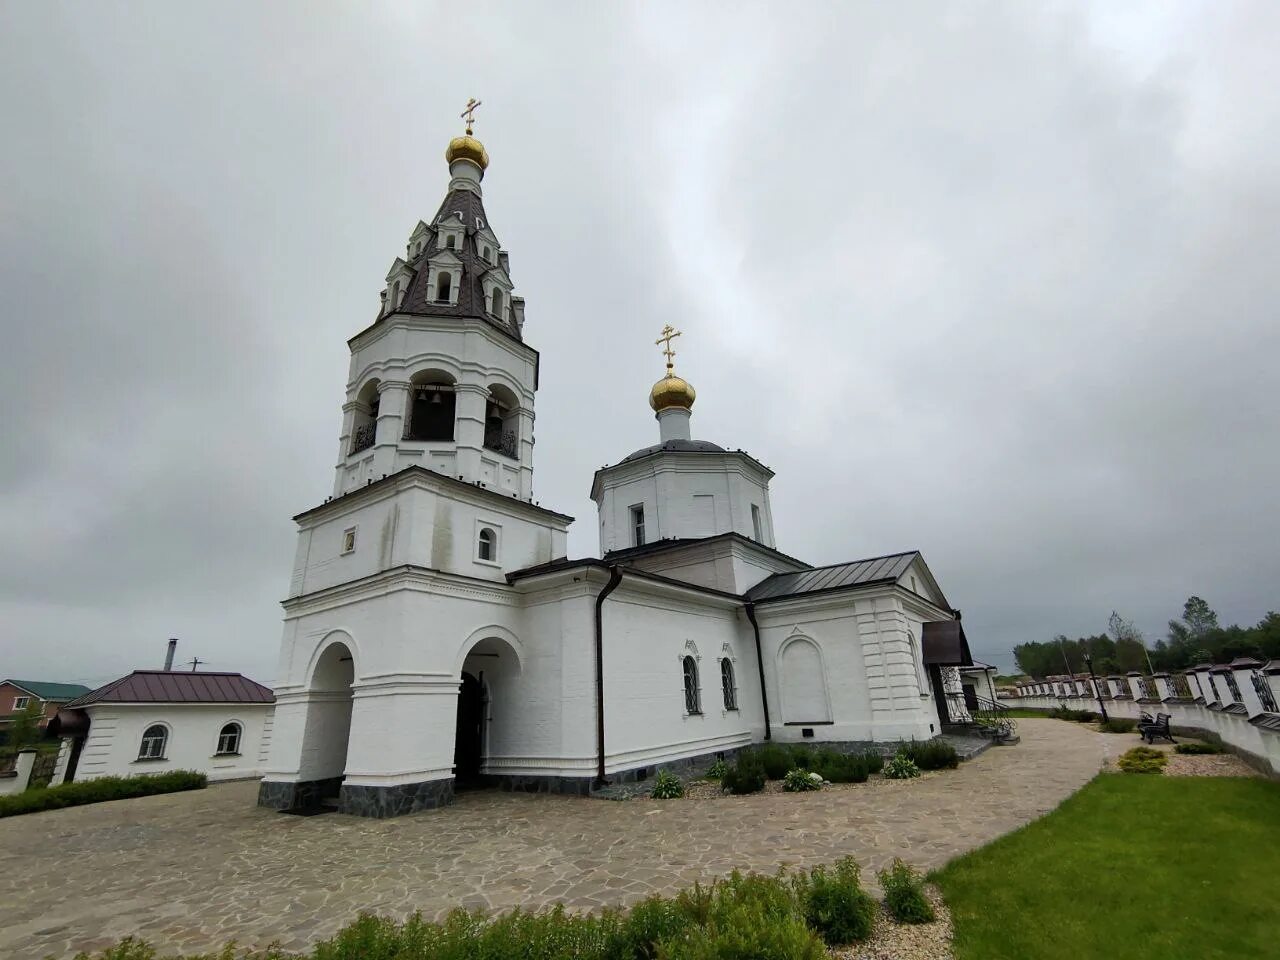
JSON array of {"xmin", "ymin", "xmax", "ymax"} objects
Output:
[
  {"xmin": 788, "ymin": 745, "xmax": 813, "ymax": 770},
  {"xmin": 897, "ymin": 738, "xmax": 959, "ymax": 771},
  {"xmin": 1050, "ymin": 703, "xmax": 1098, "ymax": 723},
  {"xmin": 883, "ymin": 755, "xmax": 921, "ymax": 780},
  {"xmin": 877, "ymin": 858, "xmax": 935, "ymax": 924},
  {"xmin": 754, "ymin": 744, "xmax": 793, "ymax": 780},
  {"xmin": 794, "ymin": 857, "xmax": 876, "ymax": 945},
  {"xmin": 650, "ymin": 769, "xmax": 684, "ymax": 799},
  {"xmin": 705, "ymin": 758, "xmax": 729, "ymax": 780},
  {"xmin": 815, "ymin": 753, "xmax": 870, "ymax": 784},
  {"xmin": 1099, "ymin": 717, "xmax": 1137, "ymax": 733},
  {"xmin": 1175, "ymin": 742, "xmax": 1223, "ymax": 755},
  {"xmin": 1117, "ymin": 746, "xmax": 1168, "ymax": 774},
  {"xmin": 613, "ymin": 894, "xmax": 692, "ymax": 958},
  {"xmin": 782, "ymin": 768, "xmax": 823, "ymax": 792},
  {"xmin": 721, "ymin": 753, "xmax": 767, "ymax": 795},
  {"xmin": 0, "ymin": 770, "xmax": 206, "ymax": 819},
  {"xmin": 862, "ymin": 750, "xmax": 884, "ymax": 775}
]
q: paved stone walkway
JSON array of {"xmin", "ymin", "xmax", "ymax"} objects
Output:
[{"xmin": 0, "ymin": 720, "xmax": 1107, "ymax": 958}]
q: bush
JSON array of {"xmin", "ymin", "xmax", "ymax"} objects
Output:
[
  {"xmin": 1099, "ymin": 717, "xmax": 1137, "ymax": 733},
  {"xmin": 877, "ymin": 858, "xmax": 935, "ymax": 924},
  {"xmin": 721, "ymin": 753, "xmax": 767, "ymax": 795},
  {"xmin": 1117, "ymin": 746, "xmax": 1168, "ymax": 774},
  {"xmin": 794, "ymin": 857, "xmax": 876, "ymax": 945},
  {"xmin": 862, "ymin": 750, "xmax": 885, "ymax": 775},
  {"xmin": 782, "ymin": 768, "xmax": 823, "ymax": 792},
  {"xmin": 0, "ymin": 770, "xmax": 206, "ymax": 818},
  {"xmin": 1050, "ymin": 703, "xmax": 1098, "ymax": 723},
  {"xmin": 897, "ymin": 739, "xmax": 959, "ymax": 771},
  {"xmin": 705, "ymin": 758, "xmax": 728, "ymax": 780},
  {"xmin": 1175, "ymin": 742, "xmax": 1223, "ymax": 755},
  {"xmin": 77, "ymin": 859, "xmax": 892, "ymax": 960},
  {"xmin": 788, "ymin": 745, "xmax": 813, "ymax": 770},
  {"xmin": 650, "ymin": 769, "xmax": 684, "ymax": 799},
  {"xmin": 815, "ymin": 753, "xmax": 871, "ymax": 784},
  {"xmin": 883, "ymin": 754, "xmax": 921, "ymax": 780},
  {"xmin": 754, "ymin": 744, "xmax": 794, "ymax": 780}
]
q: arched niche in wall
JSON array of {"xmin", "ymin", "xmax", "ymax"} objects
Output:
[{"xmin": 777, "ymin": 634, "xmax": 832, "ymax": 724}]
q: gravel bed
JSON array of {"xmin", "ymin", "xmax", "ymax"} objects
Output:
[
  {"xmin": 624, "ymin": 770, "xmax": 951, "ymax": 802},
  {"xmin": 830, "ymin": 887, "xmax": 953, "ymax": 960},
  {"xmin": 1164, "ymin": 753, "xmax": 1259, "ymax": 777}
]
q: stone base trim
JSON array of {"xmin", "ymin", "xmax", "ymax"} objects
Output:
[
  {"xmin": 338, "ymin": 777, "xmax": 454, "ymax": 818},
  {"xmin": 257, "ymin": 776, "xmax": 344, "ymax": 811}
]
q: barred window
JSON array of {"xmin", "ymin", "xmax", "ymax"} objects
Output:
[
  {"xmin": 721, "ymin": 658, "xmax": 738, "ymax": 711},
  {"xmin": 682, "ymin": 656, "xmax": 701, "ymax": 715}
]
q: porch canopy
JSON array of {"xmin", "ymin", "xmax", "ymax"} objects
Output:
[{"xmin": 922, "ymin": 619, "xmax": 973, "ymax": 667}]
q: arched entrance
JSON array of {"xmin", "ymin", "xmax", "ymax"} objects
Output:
[
  {"xmin": 452, "ymin": 631, "xmax": 522, "ymax": 790},
  {"xmin": 453, "ymin": 672, "xmax": 486, "ymax": 786},
  {"xmin": 297, "ymin": 639, "xmax": 355, "ymax": 802}
]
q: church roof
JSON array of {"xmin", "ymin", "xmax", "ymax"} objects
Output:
[
  {"xmin": 63, "ymin": 671, "xmax": 274, "ymax": 707},
  {"xmin": 602, "ymin": 531, "xmax": 810, "ymax": 570},
  {"xmin": 619, "ymin": 439, "xmax": 727, "ymax": 463},
  {"xmin": 746, "ymin": 551, "xmax": 922, "ymax": 603},
  {"xmin": 358, "ymin": 188, "xmax": 524, "ymax": 345}
]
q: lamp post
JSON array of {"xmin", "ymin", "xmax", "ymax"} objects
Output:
[{"xmin": 1083, "ymin": 651, "xmax": 1108, "ymax": 722}]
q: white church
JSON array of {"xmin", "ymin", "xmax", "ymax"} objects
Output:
[{"xmin": 258, "ymin": 112, "xmax": 975, "ymax": 817}]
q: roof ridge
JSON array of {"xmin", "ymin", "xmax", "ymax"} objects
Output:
[{"xmin": 790, "ymin": 549, "xmax": 919, "ymax": 574}]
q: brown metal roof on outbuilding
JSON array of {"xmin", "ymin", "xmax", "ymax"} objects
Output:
[{"xmin": 63, "ymin": 671, "xmax": 274, "ymax": 708}]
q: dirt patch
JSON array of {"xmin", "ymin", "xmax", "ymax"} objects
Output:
[
  {"xmin": 1164, "ymin": 753, "xmax": 1259, "ymax": 778},
  {"xmin": 831, "ymin": 886, "xmax": 953, "ymax": 960}
]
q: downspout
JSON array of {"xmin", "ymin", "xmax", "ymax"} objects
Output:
[
  {"xmin": 594, "ymin": 565, "xmax": 623, "ymax": 786},
  {"xmin": 745, "ymin": 601, "xmax": 772, "ymax": 740}
]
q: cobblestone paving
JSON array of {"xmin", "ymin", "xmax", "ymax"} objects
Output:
[{"xmin": 0, "ymin": 720, "xmax": 1106, "ymax": 959}]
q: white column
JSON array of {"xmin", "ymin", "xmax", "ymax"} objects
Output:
[
  {"xmin": 342, "ymin": 676, "xmax": 459, "ymax": 787},
  {"xmin": 1265, "ymin": 664, "xmax": 1280, "ymax": 713},
  {"xmin": 1230, "ymin": 660, "xmax": 1263, "ymax": 716},
  {"xmin": 1127, "ymin": 674, "xmax": 1144, "ymax": 699},
  {"xmin": 657, "ymin": 407, "xmax": 692, "ymax": 442},
  {"xmin": 333, "ymin": 401, "xmax": 361, "ymax": 496},
  {"xmin": 1153, "ymin": 675, "xmax": 1173, "ymax": 701},
  {"xmin": 454, "ymin": 383, "xmax": 488, "ymax": 483},
  {"xmin": 374, "ymin": 380, "xmax": 410, "ymax": 478}
]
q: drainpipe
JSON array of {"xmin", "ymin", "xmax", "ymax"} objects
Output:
[
  {"xmin": 594, "ymin": 565, "xmax": 623, "ymax": 787},
  {"xmin": 745, "ymin": 602, "xmax": 772, "ymax": 740}
]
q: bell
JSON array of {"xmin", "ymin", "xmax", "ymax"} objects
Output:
[{"xmin": 430, "ymin": 393, "xmax": 442, "ymax": 404}]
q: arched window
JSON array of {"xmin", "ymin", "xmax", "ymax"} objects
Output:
[
  {"xmin": 406, "ymin": 372, "xmax": 456, "ymax": 441},
  {"xmin": 483, "ymin": 384, "xmax": 520, "ymax": 458},
  {"xmin": 477, "ymin": 527, "xmax": 496, "ymax": 562},
  {"xmin": 491, "ymin": 288, "xmax": 504, "ymax": 319},
  {"xmin": 482, "ymin": 245, "xmax": 491, "ymax": 262},
  {"xmin": 682, "ymin": 656, "xmax": 701, "ymax": 715},
  {"xmin": 436, "ymin": 272, "xmax": 452, "ymax": 302},
  {"xmin": 138, "ymin": 724, "xmax": 168, "ymax": 760},
  {"xmin": 350, "ymin": 379, "xmax": 380, "ymax": 455},
  {"xmin": 721, "ymin": 658, "xmax": 737, "ymax": 711},
  {"xmin": 446, "ymin": 234, "xmax": 456, "ymax": 249},
  {"xmin": 216, "ymin": 722, "xmax": 242, "ymax": 755},
  {"xmin": 390, "ymin": 280, "xmax": 401, "ymax": 310}
]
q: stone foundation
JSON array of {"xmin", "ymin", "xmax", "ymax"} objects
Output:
[
  {"xmin": 257, "ymin": 776, "xmax": 344, "ymax": 811},
  {"xmin": 338, "ymin": 778, "xmax": 454, "ymax": 818}
]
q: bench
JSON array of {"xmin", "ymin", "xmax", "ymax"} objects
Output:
[{"xmin": 1138, "ymin": 712, "xmax": 1174, "ymax": 744}]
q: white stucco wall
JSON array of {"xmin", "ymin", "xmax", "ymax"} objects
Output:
[
  {"xmin": 592, "ymin": 453, "xmax": 776, "ymax": 555},
  {"xmin": 73, "ymin": 703, "xmax": 274, "ymax": 782},
  {"xmin": 289, "ymin": 471, "xmax": 568, "ymax": 597}
]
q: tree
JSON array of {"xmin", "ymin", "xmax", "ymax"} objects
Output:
[
  {"xmin": 1182, "ymin": 596, "xmax": 1220, "ymax": 639},
  {"xmin": 1108, "ymin": 611, "xmax": 1152, "ymax": 674},
  {"xmin": 7, "ymin": 699, "xmax": 44, "ymax": 751}
]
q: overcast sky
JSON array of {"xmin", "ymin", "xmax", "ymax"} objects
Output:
[{"xmin": 2, "ymin": 2, "xmax": 1278, "ymax": 686}]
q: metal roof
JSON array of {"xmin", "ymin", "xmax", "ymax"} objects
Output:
[
  {"xmin": 64, "ymin": 671, "xmax": 274, "ymax": 707},
  {"xmin": 746, "ymin": 551, "xmax": 918, "ymax": 602},
  {"xmin": 619, "ymin": 439, "xmax": 727, "ymax": 463},
  {"xmin": 2, "ymin": 680, "xmax": 91, "ymax": 701}
]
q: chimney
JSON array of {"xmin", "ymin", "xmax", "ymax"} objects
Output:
[{"xmin": 164, "ymin": 639, "xmax": 178, "ymax": 672}]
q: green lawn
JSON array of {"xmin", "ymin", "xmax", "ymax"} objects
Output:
[{"xmin": 933, "ymin": 774, "xmax": 1280, "ymax": 960}]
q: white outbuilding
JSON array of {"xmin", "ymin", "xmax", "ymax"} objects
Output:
[
  {"xmin": 256, "ymin": 117, "xmax": 976, "ymax": 818},
  {"xmin": 53, "ymin": 668, "xmax": 274, "ymax": 784}
]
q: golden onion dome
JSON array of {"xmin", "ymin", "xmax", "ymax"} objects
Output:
[
  {"xmin": 649, "ymin": 373, "xmax": 696, "ymax": 412},
  {"xmin": 445, "ymin": 134, "xmax": 489, "ymax": 171}
]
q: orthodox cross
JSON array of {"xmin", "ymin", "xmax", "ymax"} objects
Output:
[
  {"xmin": 655, "ymin": 324, "xmax": 682, "ymax": 375},
  {"xmin": 186, "ymin": 657, "xmax": 204, "ymax": 672},
  {"xmin": 460, "ymin": 97, "xmax": 482, "ymax": 136}
]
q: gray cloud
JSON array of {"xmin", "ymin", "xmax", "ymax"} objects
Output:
[{"xmin": 2, "ymin": 1, "xmax": 1278, "ymax": 684}]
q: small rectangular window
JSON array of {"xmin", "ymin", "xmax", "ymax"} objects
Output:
[
  {"xmin": 630, "ymin": 505, "xmax": 645, "ymax": 546},
  {"xmin": 341, "ymin": 527, "xmax": 357, "ymax": 554},
  {"xmin": 13, "ymin": 696, "xmax": 30, "ymax": 710},
  {"xmin": 751, "ymin": 504, "xmax": 763, "ymax": 541}
]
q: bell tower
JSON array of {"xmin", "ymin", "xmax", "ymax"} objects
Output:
[{"xmin": 334, "ymin": 102, "xmax": 537, "ymax": 502}]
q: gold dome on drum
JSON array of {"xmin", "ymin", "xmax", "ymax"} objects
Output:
[
  {"xmin": 649, "ymin": 374, "xmax": 696, "ymax": 412},
  {"xmin": 445, "ymin": 134, "xmax": 489, "ymax": 171}
]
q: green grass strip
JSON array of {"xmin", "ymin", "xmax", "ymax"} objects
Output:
[{"xmin": 933, "ymin": 774, "xmax": 1280, "ymax": 960}]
